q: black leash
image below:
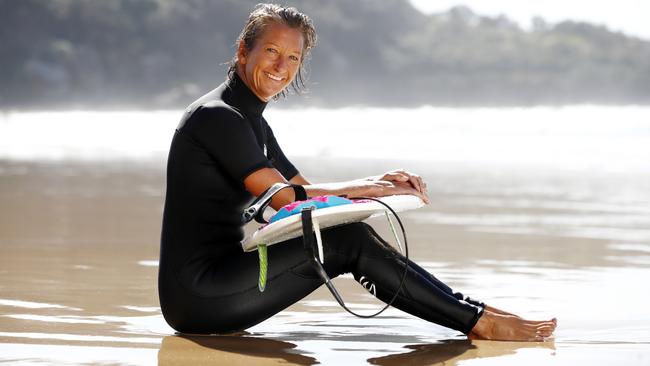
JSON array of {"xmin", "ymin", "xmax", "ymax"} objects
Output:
[{"xmin": 300, "ymin": 196, "xmax": 410, "ymax": 318}]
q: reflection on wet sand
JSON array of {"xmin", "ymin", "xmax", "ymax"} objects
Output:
[
  {"xmin": 158, "ymin": 334, "xmax": 317, "ymax": 365},
  {"xmin": 157, "ymin": 335, "xmax": 556, "ymax": 366},
  {"xmin": 368, "ymin": 340, "xmax": 554, "ymax": 366},
  {"xmin": 368, "ymin": 340, "xmax": 475, "ymax": 366}
]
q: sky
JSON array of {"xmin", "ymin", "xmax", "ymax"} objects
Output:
[{"xmin": 408, "ymin": 0, "xmax": 650, "ymax": 40}]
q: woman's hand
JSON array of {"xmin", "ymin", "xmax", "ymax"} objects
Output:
[
  {"xmin": 359, "ymin": 177, "xmax": 430, "ymax": 204},
  {"xmin": 366, "ymin": 169, "xmax": 429, "ymax": 203}
]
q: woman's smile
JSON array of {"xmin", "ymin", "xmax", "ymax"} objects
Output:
[{"xmin": 265, "ymin": 72, "xmax": 284, "ymax": 81}]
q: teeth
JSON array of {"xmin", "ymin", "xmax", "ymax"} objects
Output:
[{"xmin": 265, "ymin": 72, "xmax": 283, "ymax": 81}]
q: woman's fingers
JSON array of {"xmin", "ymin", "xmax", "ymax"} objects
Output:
[
  {"xmin": 419, "ymin": 187, "xmax": 430, "ymax": 204},
  {"xmin": 382, "ymin": 172, "xmax": 409, "ymax": 182},
  {"xmin": 391, "ymin": 181, "xmax": 430, "ymax": 204},
  {"xmin": 408, "ymin": 174, "xmax": 423, "ymax": 192},
  {"xmin": 405, "ymin": 177, "xmax": 429, "ymax": 203},
  {"xmin": 404, "ymin": 173, "xmax": 430, "ymax": 204}
]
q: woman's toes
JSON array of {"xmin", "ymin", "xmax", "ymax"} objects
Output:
[
  {"xmin": 538, "ymin": 326, "xmax": 554, "ymax": 336},
  {"xmin": 526, "ymin": 320, "xmax": 555, "ymax": 327}
]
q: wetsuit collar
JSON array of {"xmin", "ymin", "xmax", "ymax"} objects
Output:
[{"xmin": 224, "ymin": 72, "xmax": 268, "ymax": 118}]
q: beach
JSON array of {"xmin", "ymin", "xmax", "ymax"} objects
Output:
[{"xmin": 1, "ymin": 107, "xmax": 650, "ymax": 365}]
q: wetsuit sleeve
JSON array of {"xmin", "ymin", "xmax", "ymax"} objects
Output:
[
  {"xmin": 263, "ymin": 119, "xmax": 299, "ymax": 181},
  {"xmin": 184, "ymin": 106, "xmax": 272, "ymax": 182}
]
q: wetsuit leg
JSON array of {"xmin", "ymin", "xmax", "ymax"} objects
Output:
[
  {"xmin": 317, "ymin": 223, "xmax": 484, "ymax": 334},
  {"xmin": 360, "ymin": 227, "xmax": 486, "ymax": 308},
  {"xmin": 159, "ymin": 223, "xmax": 483, "ymax": 335}
]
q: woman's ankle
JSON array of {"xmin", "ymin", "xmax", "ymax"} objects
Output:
[{"xmin": 471, "ymin": 311, "xmax": 494, "ymax": 337}]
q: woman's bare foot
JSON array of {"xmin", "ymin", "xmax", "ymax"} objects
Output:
[{"xmin": 471, "ymin": 311, "xmax": 557, "ymax": 341}]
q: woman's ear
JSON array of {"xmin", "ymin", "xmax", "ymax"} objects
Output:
[{"xmin": 237, "ymin": 40, "xmax": 248, "ymax": 65}]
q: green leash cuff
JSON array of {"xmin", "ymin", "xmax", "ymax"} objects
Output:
[{"xmin": 258, "ymin": 244, "xmax": 268, "ymax": 292}]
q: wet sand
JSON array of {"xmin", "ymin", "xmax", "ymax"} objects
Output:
[{"xmin": 1, "ymin": 159, "xmax": 650, "ymax": 365}]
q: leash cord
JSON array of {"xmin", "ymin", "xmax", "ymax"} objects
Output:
[{"xmin": 301, "ymin": 196, "xmax": 410, "ymax": 318}]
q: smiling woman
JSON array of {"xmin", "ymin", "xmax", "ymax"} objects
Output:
[
  {"xmin": 227, "ymin": 4, "xmax": 317, "ymax": 100},
  {"xmin": 236, "ymin": 23, "xmax": 304, "ymax": 101},
  {"xmin": 158, "ymin": 3, "xmax": 556, "ymax": 341}
]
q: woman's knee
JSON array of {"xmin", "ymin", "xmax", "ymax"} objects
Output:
[{"xmin": 321, "ymin": 222, "xmax": 373, "ymax": 249}]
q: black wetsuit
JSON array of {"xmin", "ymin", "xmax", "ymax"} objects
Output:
[{"xmin": 158, "ymin": 73, "xmax": 485, "ymax": 334}]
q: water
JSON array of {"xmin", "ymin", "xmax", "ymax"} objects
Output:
[
  {"xmin": 1, "ymin": 106, "xmax": 649, "ymax": 173},
  {"xmin": 1, "ymin": 106, "xmax": 649, "ymax": 365}
]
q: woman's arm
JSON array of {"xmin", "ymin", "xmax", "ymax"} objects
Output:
[
  {"xmin": 289, "ymin": 173, "xmax": 311, "ymax": 185},
  {"xmin": 245, "ymin": 168, "xmax": 430, "ymax": 211},
  {"xmin": 291, "ymin": 170, "xmax": 429, "ymax": 203}
]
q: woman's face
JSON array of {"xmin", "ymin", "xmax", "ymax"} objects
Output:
[{"xmin": 238, "ymin": 22, "xmax": 304, "ymax": 102}]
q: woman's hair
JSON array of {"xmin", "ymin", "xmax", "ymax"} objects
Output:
[{"xmin": 228, "ymin": 3, "xmax": 317, "ymax": 100}]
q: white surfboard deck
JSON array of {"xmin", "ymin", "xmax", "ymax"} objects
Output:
[{"xmin": 241, "ymin": 195, "xmax": 425, "ymax": 252}]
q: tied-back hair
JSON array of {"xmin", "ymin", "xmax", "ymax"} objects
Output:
[{"xmin": 228, "ymin": 3, "xmax": 317, "ymax": 100}]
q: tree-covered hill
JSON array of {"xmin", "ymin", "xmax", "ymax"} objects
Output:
[{"xmin": 2, "ymin": 0, "xmax": 649, "ymax": 109}]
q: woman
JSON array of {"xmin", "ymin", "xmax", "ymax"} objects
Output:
[{"xmin": 159, "ymin": 3, "xmax": 556, "ymax": 341}]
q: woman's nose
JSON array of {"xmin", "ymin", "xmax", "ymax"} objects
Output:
[{"xmin": 274, "ymin": 56, "xmax": 288, "ymax": 72}]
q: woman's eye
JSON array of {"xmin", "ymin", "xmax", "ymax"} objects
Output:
[
  {"xmin": 266, "ymin": 48, "xmax": 278, "ymax": 54},
  {"xmin": 289, "ymin": 55, "xmax": 300, "ymax": 62}
]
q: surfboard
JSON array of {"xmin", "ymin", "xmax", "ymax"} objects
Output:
[{"xmin": 241, "ymin": 194, "xmax": 425, "ymax": 252}]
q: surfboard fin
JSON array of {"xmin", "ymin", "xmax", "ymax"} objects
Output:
[
  {"xmin": 384, "ymin": 211, "xmax": 404, "ymax": 254},
  {"xmin": 312, "ymin": 218, "xmax": 324, "ymax": 264}
]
